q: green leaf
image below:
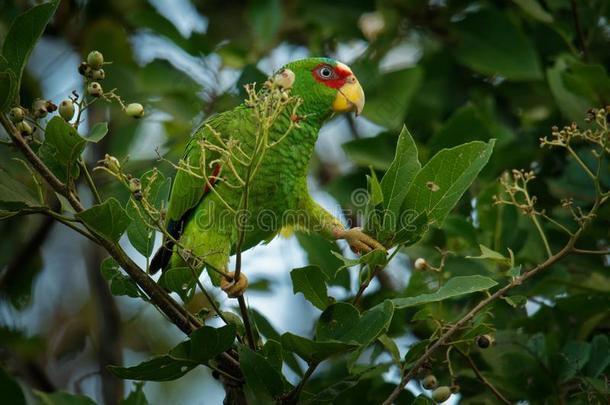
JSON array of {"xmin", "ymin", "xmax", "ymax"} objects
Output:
[
  {"xmin": 503, "ymin": 295, "xmax": 527, "ymax": 308},
  {"xmin": 38, "ymin": 117, "xmax": 86, "ymax": 182},
  {"xmin": 280, "ymin": 333, "xmax": 359, "ymax": 363},
  {"xmin": 363, "ymin": 67, "xmax": 423, "ymax": 129},
  {"xmin": 558, "ymin": 341, "xmax": 591, "ymax": 382},
  {"xmin": 377, "ymin": 334, "xmax": 401, "ymax": 364},
  {"xmin": 240, "ymin": 346, "xmax": 285, "ymax": 402},
  {"xmin": 76, "ymin": 197, "xmax": 131, "ymax": 242},
  {"xmin": 403, "ymin": 340, "xmax": 430, "ymax": 367},
  {"xmin": 454, "ymin": 7, "xmax": 542, "ymax": 80},
  {"xmin": 380, "ymin": 125, "xmax": 421, "ymax": 228},
  {"xmin": 108, "ymin": 355, "xmax": 196, "ymax": 382},
  {"xmin": 402, "ymin": 139, "xmax": 495, "ymax": 226},
  {"xmin": 0, "ymin": 168, "xmax": 39, "ymax": 207},
  {"xmin": 0, "ymin": 69, "xmax": 16, "ymax": 111},
  {"xmin": 586, "ymin": 335, "xmax": 610, "ymax": 378},
  {"xmin": 512, "ymin": 0, "xmax": 553, "ymax": 23},
  {"xmin": 0, "ymin": 0, "xmax": 60, "ymax": 107},
  {"xmin": 100, "ymin": 257, "xmax": 120, "ymax": 281},
  {"xmin": 188, "ymin": 324, "xmax": 236, "ymax": 363},
  {"xmin": 86, "ymin": 122, "xmax": 109, "ymax": 143},
  {"xmin": 331, "ymin": 249, "xmax": 387, "ymax": 271},
  {"xmin": 316, "ymin": 301, "xmax": 394, "ymax": 346},
  {"xmin": 466, "ymin": 244, "xmax": 511, "ymax": 266},
  {"xmin": 35, "ymin": 391, "xmax": 96, "ymax": 405},
  {"xmin": 120, "ymin": 382, "xmax": 148, "ymax": 405},
  {"xmin": 0, "ymin": 367, "xmax": 25, "ymax": 405},
  {"xmin": 547, "ymin": 56, "xmax": 591, "ymax": 123},
  {"xmin": 290, "ymin": 265, "xmax": 332, "ymax": 310},
  {"xmin": 412, "ymin": 395, "xmax": 436, "ymax": 405},
  {"xmin": 342, "ymin": 132, "xmax": 400, "ymax": 170},
  {"xmin": 110, "ymin": 275, "xmax": 141, "ymax": 298},
  {"xmin": 247, "ymin": 0, "xmax": 282, "ymax": 46},
  {"xmin": 261, "ymin": 339, "xmax": 283, "ymax": 372},
  {"xmin": 158, "ymin": 267, "xmax": 195, "ymax": 302},
  {"xmin": 391, "ymin": 276, "xmax": 498, "ymax": 309},
  {"xmin": 126, "ymin": 170, "xmax": 170, "ymax": 258}
]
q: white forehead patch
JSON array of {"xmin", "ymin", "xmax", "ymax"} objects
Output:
[
  {"xmin": 273, "ymin": 68, "xmax": 295, "ymax": 89},
  {"xmin": 336, "ymin": 61, "xmax": 353, "ymax": 75}
]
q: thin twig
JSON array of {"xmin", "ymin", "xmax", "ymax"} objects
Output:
[
  {"xmin": 382, "ymin": 192, "xmax": 608, "ymax": 405},
  {"xmin": 281, "ymin": 361, "xmax": 319, "ymax": 404},
  {"xmin": 79, "ymin": 158, "xmax": 102, "ymax": 204},
  {"xmin": 570, "ymin": 0, "xmax": 589, "ymax": 60},
  {"xmin": 455, "ymin": 348, "xmax": 511, "ymax": 405}
]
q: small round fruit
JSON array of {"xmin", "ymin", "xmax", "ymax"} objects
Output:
[
  {"xmin": 58, "ymin": 99, "xmax": 75, "ymax": 121},
  {"xmin": 431, "ymin": 386, "xmax": 452, "ymax": 403},
  {"xmin": 89, "ymin": 68, "xmax": 105, "ymax": 80},
  {"xmin": 422, "ymin": 374, "xmax": 438, "ymax": 390},
  {"xmin": 414, "ymin": 258, "xmax": 428, "ymax": 271},
  {"xmin": 32, "ymin": 99, "xmax": 48, "ymax": 118},
  {"xmin": 16, "ymin": 121, "xmax": 33, "ymax": 136},
  {"xmin": 78, "ymin": 61, "xmax": 89, "ymax": 76},
  {"xmin": 475, "ymin": 334, "xmax": 493, "ymax": 349},
  {"xmin": 9, "ymin": 107, "xmax": 25, "ymax": 123},
  {"xmin": 125, "ymin": 103, "xmax": 144, "ymax": 118},
  {"xmin": 87, "ymin": 50, "xmax": 104, "ymax": 69},
  {"xmin": 87, "ymin": 82, "xmax": 103, "ymax": 97}
]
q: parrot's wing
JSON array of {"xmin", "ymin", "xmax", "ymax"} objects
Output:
[{"xmin": 150, "ymin": 110, "xmax": 239, "ymax": 274}]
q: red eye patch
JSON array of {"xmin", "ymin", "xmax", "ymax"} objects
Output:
[{"xmin": 311, "ymin": 63, "xmax": 351, "ymax": 89}]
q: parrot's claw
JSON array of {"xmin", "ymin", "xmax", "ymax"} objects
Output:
[
  {"xmin": 336, "ymin": 227, "xmax": 386, "ymax": 254},
  {"xmin": 220, "ymin": 271, "xmax": 249, "ymax": 298}
]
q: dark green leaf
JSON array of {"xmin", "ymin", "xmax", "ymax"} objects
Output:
[
  {"xmin": 0, "ymin": 168, "xmax": 39, "ymax": 207},
  {"xmin": 86, "ymin": 122, "xmax": 109, "ymax": 143},
  {"xmin": 158, "ymin": 267, "xmax": 195, "ymax": 302},
  {"xmin": 0, "ymin": 367, "xmax": 25, "ymax": 405},
  {"xmin": 558, "ymin": 341, "xmax": 591, "ymax": 382},
  {"xmin": 380, "ymin": 125, "xmax": 421, "ymax": 228},
  {"xmin": 0, "ymin": 69, "xmax": 16, "ymax": 111},
  {"xmin": 240, "ymin": 346, "xmax": 285, "ymax": 402},
  {"xmin": 316, "ymin": 301, "xmax": 394, "ymax": 346},
  {"xmin": 512, "ymin": 0, "xmax": 553, "ymax": 22},
  {"xmin": 290, "ymin": 265, "xmax": 332, "ymax": 310},
  {"xmin": 100, "ymin": 257, "xmax": 120, "ymax": 281},
  {"xmin": 248, "ymin": 0, "xmax": 282, "ymax": 46},
  {"xmin": 455, "ymin": 8, "xmax": 542, "ymax": 80},
  {"xmin": 188, "ymin": 324, "xmax": 236, "ymax": 363},
  {"xmin": 262, "ymin": 339, "xmax": 283, "ymax": 371},
  {"xmin": 108, "ymin": 355, "xmax": 196, "ymax": 382},
  {"xmin": 0, "ymin": 0, "xmax": 60, "ymax": 106},
  {"xmin": 110, "ymin": 275, "xmax": 141, "ymax": 298},
  {"xmin": 586, "ymin": 335, "xmax": 610, "ymax": 378},
  {"xmin": 120, "ymin": 382, "xmax": 148, "ymax": 405},
  {"xmin": 402, "ymin": 140, "xmax": 495, "ymax": 226},
  {"xmin": 280, "ymin": 333, "xmax": 359, "ymax": 363},
  {"xmin": 38, "ymin": 117, "xmax": 86, "ymax": 182},
  {"xmin": 391, "ymin": 276, "xmax": 498, "ymax": 309},
  {"xmin": 76, "ymin": 197, "xmax": 131, "ymax": 242}
]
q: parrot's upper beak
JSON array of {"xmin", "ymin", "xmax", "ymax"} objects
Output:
[{"xmin": 332, "ymin": 74, "xmax": 365, "ymax": 116}]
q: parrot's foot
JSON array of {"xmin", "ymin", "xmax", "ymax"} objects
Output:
[
  {"xmin": 335, "ymin": 227, "xmax": 386, "ymax": 254},
  {"xmin": 220, "ymin": 271, "xmax": 249, "ymax": 298}
]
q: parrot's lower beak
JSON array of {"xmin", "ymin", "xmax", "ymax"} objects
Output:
[{"xmin": 332, "ymin": 75, "xmax": 365, "ymax": 116}]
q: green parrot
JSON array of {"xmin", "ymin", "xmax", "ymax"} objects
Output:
[{"xmin": 150, "ymin": 57, "xmax": 384, "ymax": 297}]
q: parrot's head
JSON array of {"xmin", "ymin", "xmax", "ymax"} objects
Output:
[{"xmin": 272, "ymin": 57, "xmax": 365, "ymax": 117}]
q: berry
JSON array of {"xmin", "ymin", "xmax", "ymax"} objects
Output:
[
  {"xmin": 431, "ymin": 386, "xmax": 451, "ymax": 403},
  {"xmin": 88, "ymin": 82, "xmax": 103, "ymax": 97},
  {"xmin": 475, "ymin": 334, "xmax": 493, "ymax": 349},
  {"xmin": 414, "ymin": 258, "xmax": 428, "ymax": 271},
  {"xmin": 125, "ymin": 103, "xmax": 144, "ymax": 118},
  {"xmin": 89, "ymin": 69, "xmax": 105, "ymax": 80},
  {"xmin": 87, "ymin": 51, "xmax": 104, "ymax": 70},
  {"xmin": 15, "ymin": 121, "xmax": 33, "ymax": 136},
  {"xmin": 78, "ymin": 62, "xmax": 90, "ymax": 76},
  {"xmin": 9, "ymin": 107, "xmax": 25, "ymax": 123},
  {"xmin": 32, "ymin": 99, "xmax": 48, "ymax": 118},
  {"xmin": 422, "ymin": 374, "xmax": 438, "ymax": 390},
  {"xmin": 58, "ymin": 100, "xmax": 75, "ymax": 121}
]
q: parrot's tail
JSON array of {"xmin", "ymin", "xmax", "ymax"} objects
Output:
[{"xmin": 149, "ymin": 239, "xmax": 173, "ymax": 274}]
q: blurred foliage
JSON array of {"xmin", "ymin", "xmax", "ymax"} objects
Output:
[{"xmin": 1, "ymin": 0, "xmax": 610, "ymax": 404}]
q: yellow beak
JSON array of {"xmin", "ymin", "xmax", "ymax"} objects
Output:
[{"xmin": 332, "ymin": 75, "xmax": 365, "ymax": 116}]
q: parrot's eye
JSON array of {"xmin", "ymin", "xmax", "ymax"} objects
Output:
[{"xmin": 318, "ymin": 65, "xmax": 335, "ymax": 80}]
